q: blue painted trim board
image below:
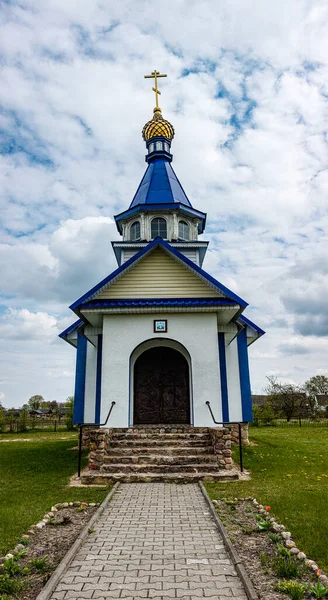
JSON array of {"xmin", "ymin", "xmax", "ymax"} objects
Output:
[
  {"xmin": 95, "ymin": 334, "xmax": 103, "ymax": 424},
  {"xmin": 237, "ymin": 328, "xmax": 253, "ymax": 422},
  {"xmin": 218, "ymin": 333, "xmax": 229, "ymax": 422},
  {"xmin": 73, "ymin": 333, "xmax": 87, "ymax": 424}
]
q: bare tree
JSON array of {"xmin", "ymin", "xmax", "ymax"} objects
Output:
[{"xmin": 265, "ymin": 376, "xmax": 307, "ymax": 421}]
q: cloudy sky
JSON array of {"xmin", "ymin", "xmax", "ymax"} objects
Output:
[{"xmin": 1, "ymin": 0, "xmax": 328, "ymax": 408}]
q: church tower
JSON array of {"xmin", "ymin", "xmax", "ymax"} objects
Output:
[
  {"xmin": 59, "ymin": 71, "xmax": 264, "ymax": 480},
  {"xmin": 112, "ymin": 70, "xmax": 208, "ymax": 268}
]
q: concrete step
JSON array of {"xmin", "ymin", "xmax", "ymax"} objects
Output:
[
  {"xmin": 108, "ymin": 445, "xmax": 212, "ymax": 455},
  {"xmin": 102, "ymin": 454, "xmax": 217, "ymax": 465},
  {"xmin": 100, "ymin": 463, "xmax": 223, "ymax": 474},
  {"xmin": 81, "ymin": 471, "xmax": 239, "ymax": 484}
]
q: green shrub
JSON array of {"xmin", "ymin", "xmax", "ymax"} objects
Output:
[
  {"xmin": 18, "ymin": 409, "xmax": 28, "ymax": 433},
  {"xmin": 30, "ymin": 556, "xmax": 49, "ymax": 572},
  {"xmin": 276, "ymin": 579, "xmax": 307, "ymax": 599},
  {"xmin": 4, "ymin": 557, "xmax": 21, "ymax": 577},
  {"xmin": 65, "ymin": 396, "xmax": 74, "ymax": 430},
  {"xmin": 272, "ymin": 555, "xmax": 301, "ymax": 579},
  {"xmin": 308, "ymin": 581, "xmax": 328, "ymax": 598},
  {"xmin": 0, "ymin": 574, "xmax": 25, "ymax": 596},
  {"xmin": 268, "ymin": 532, "xmax": 280, "ymax": 543}
]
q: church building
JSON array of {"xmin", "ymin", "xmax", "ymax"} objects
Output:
[{"xmin": 59, "ymin": 72, "xmax": 264, "ymax": 479}]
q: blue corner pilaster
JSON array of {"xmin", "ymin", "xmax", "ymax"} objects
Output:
[
  {"xmin": 218, "ymin": 333, "xmax": 229, "ymax": 422},
  {"xmin": 73, "ymin": 333, "xmax": 87, "ymax": 424},
  {"xmin": 95, "ymin": 334, "xmax": 103, "ymax": 424},
  {"xmin": 237, "ymin": 328, "xmax": 252, "ymax": 422}
]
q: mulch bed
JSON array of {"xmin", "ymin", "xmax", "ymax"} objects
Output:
[
  {"xmin": 213, "ymin": 497, "xmax": 320, "ymax": 600},
  {"xmin": 1, "ymin": 504, "xmax": 98, "ymax": 600}
]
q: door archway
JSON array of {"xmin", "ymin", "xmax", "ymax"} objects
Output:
[{"xmin": 133, "ymin": 346, "xmax": 190, "ymax": 425}]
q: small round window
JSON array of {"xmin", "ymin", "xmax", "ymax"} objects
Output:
[
  {"xmin": 178, "ymin": 220, "xmax": 189, "ymax": 240},
  {"xmin": 130, "ymin": 221, "xmax": 141, "ymax": 241}
]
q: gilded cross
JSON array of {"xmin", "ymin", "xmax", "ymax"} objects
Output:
[{"xmin": 144, "ymin": 70, "xmax": 167, "ymax": 109}]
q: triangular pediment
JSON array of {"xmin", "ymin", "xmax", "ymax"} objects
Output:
[{"xmin": 96, "ymin": 247, "xmax": 222, "ymax": 300}]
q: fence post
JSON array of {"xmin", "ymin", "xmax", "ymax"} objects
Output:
[
  {"xmin": 238, "ymin": 424, "xmax": 243, "ymax": 473},
  {"xmin": 54, "ymin": 420, "xmax": 57, "ymax": 432},
  {"xmin": 78, "ymin": 426, "xmax": 83, "ymax": 478}
]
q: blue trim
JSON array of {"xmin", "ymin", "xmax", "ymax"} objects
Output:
[
  {"xmin": 58, "ymin": 319, "xmax": 83, "ymax": 339},
  {"xmin": 73, "ymin": 333, "xmax": 87, "ymax": 424},
  {"xmin": 237, "ymin": 328, "xmax": 253, "ymax": 422},
  {"xmin": 70, "ymin": 238, "xmax": 248, "ymax": 312},
  {"xmin": 238, "ymin": 314, "xmax": 265, "ymax": 336},
  {"xmin": 81, "ymin": 298, "xmax": 238, "ymax": 309},
  {"xmin": 95, "ymin": 334, "xmax": 102, "ymax": 424},
  {"xmin": 218, "ymin": 333, "xmax": 229, "ymax": 422}
]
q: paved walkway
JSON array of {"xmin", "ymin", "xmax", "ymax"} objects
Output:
[{"xmin": 50, "ymin": 484, "xmax": 247, "ymax": 600}]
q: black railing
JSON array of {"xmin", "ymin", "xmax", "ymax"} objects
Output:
[
  {"xmin": 206, "ymin": 401, "xmax": 247, "ymax": 473},
  {"xmin": 77, "ymin": 401, "xmax": 116, "ymax": 477}
]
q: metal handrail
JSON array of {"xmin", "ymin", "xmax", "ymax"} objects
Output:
[
  {"xmin": 206, "ymin": 401, "xmax": 247, "ymax": 472},
  {"xmin": 77, "ymin": 401, "xmax": 116, "ymax": 478}
]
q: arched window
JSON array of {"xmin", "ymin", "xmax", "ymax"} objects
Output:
[
  {"xmin": 178, "ymin": 220, "xmax": 189, "ymax": 240},
  {"xmin": 130, "ymin": 221, "xmax": 141, "ymax": 241},
  {"xmin": 151, "ymin": 217, "xmax": 167, "ymax": 239}
]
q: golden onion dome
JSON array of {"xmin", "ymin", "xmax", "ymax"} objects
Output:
[{"xmin": 142, "ymin": 107, "xmax": 175, "ymax": 142}]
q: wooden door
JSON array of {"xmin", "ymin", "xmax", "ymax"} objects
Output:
[{"xmin": 134, "ymin": 347, "xmax": 190, "ymax": 425}]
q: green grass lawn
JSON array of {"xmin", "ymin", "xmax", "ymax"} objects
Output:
[
  {"xmin": 0, "ymin": 431, "xmax": 109, "ymax": 555},
  {"xmin": 206, "ymin": 426, "xmax": 328, "ymax": 571}
]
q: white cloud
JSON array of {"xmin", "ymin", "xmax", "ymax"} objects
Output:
[{"xmin": 1, "ymin": 0, "xmax": 328, "ymax": 405}]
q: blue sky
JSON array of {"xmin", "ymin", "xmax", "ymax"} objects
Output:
[{"xmin": 1, "ymin": 0, "xmax": 328, "ymax": 407}]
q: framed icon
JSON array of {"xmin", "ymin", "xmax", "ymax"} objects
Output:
[{"xmin": 154, "ymin": 320, "xmax": 167, "ymax": 333}]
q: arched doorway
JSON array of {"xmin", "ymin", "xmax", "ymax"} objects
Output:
[{"xmin": 133, "ymin": 346, "xmax": 190, "ymax": 425}]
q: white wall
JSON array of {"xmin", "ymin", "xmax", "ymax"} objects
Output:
[
  {"xmin": 84, "ymin": 341, "xmax": 97, "ymax": 423},
  {"xmin": 225, "ymin": 336, "xmax": 243, "ymax": 421},
  {"xmin": 101, "ymin": 312, "xmax": 222, "ymax": 428}
]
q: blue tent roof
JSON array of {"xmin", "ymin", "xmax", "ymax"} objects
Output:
[{"xmin": 129, "ymin": 158, "xmax": 192, "ymax": 208}]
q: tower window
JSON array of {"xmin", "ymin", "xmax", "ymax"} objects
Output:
[
  {"xmin": 156, "ymin": 141, "xmax": 162, "ymax": 151},
  {"xmin": 130, "ymin": 221, "xmax": 141, "ymax": 241},
  {"xmin": 178, "ymin": 220, "xmax": 189, "ymax": 240},
  {"xmin": 149, "ymin": 143, "xmax": 155, "ymax": 153},
  {"xmin": 151, "ymin": 217, "xmax": 167, "ymax": 239}
]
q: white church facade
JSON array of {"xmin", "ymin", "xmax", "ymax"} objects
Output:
[{"xmin": 60, "ymin": 73, "xmax": 264, "ymax": 442}]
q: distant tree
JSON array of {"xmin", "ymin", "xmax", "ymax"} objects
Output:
[
  {"xmin": 0, "ymin": 405, "xmax": 5, "ymax": 432},
  {"xmin": 18, "ymin": 408, "xmax": 28, "ymax": 432},
  {"xmin": 65, "ymin": 396, "xmax": 75, "ymax": 430},
  {"xmin": 265, "ymin": 376, "xmax": 306, "ymax": 421},
  {"xmin": 28, "ymin": 395, "xmax": 44, "ymax": 410},
  {"xmin": 304, "ymin": 375, "xmax": 328, "ymax": 396},
  {"xmin": 252, "ymin": 401, "xmax": 275, "ymax": 426}
]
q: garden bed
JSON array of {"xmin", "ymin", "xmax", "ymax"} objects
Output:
[
  {"xmin": 212, "ymin": 497, "xmax": 328, "ymax": 599},
  {"xmin": 0, "ymin": 502, "xmax": 98, "ymax": 600}
]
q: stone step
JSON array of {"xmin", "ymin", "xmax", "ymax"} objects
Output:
[
  {"xmin": 102, "ymin": 454, "xmax": 217, "ymax": 465},
  {"xmin": 100, "ymin": 463, "xmax": 222, "ymax": 474},
  {"xmin": 81, "ymin": 471, "xmax": 239, "ymax": 484},
  {"xmin": 110, "ymin": 427, "xmax": 210, "ymax": 434},
  {"xmin": 111, "ymin": 432, "xmax": 212, "ymax": 441},
  {"xmin": 108, "ymin": 445, "xmax": 212, "ymax": 455},
  {"xmin": 109, "ymin": 438, "xmax": 212, "ymax": 447}
]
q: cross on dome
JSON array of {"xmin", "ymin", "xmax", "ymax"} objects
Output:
[{"xmin": 144, "ymin": 69, "xmax": 167, "ymax": 112}]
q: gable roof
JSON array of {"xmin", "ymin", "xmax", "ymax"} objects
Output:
[{"xmin": 70, "ymin": 237, "xmax": 248, "ymax": 313}]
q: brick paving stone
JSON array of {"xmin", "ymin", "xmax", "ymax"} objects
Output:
[{"xmin": 49, "ymin": 484, "xmax": 248, "ymax": 600}]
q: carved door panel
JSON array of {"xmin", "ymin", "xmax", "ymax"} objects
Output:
[{"xmin": 134, "ymin": 347, "xmax": 190, "ymax": 425}]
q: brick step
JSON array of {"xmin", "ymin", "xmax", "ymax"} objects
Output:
[
  {"xmin": 111, "ymin": 433, "xmax": 212, "ymax": 441},
  {"xmin": 108, "ymin": 445, "xmax": 212, "ymax": 455},
  {"xmin": 109, "ymin": 438, "xmax": 212, "ymax": 448},
  {"xmin": 102, "ymin": 454, "xmax": 217, "ymax": 465},
  {"xmin": 100, "ymin": 463, "xmax": 222, "ymax": 474},
  {"xmin": 81, "ymin": 471, "xmax": 239, "ymax": 484}
]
